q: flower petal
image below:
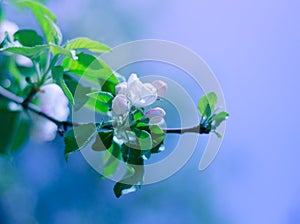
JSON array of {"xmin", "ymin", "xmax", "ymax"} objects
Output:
[
  {"xmin": 145, "ymin": 107, "xmax": 166, "ymax": 123},
  {"xmin": 112, "ymin": 94, "xmax": 129, "ymax": 115},
  {"xmin": 128, "ymin": 74, "xmax": 157, "ymax": 107},
  {"xmin": 115, "ymin": 82, "xmax": 128, "ymax": 95},
  {"xmin": 152, "ymin": 80, "xmax": 167, "ymax": 97}
]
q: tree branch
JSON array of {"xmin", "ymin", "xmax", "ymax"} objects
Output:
[
  {"xmin": 0, "ymin": 86, "xmax": 204, "ymax": 135},
  {"xmin": 0, "ymin": 85, "xmax": 79, "ymax": 130}
]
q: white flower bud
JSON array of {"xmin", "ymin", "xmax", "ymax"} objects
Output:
[
  {"xmin": 152, "ymin": 80, "xmax": 167, "ymax": 97},
  {"xmin": 31, "ymin": 84, "xmax": 70, "ymax": 141},
  {"xmin": 16, "ymin": 55, "xmax": 33, "ymax": 67},
  {"xmin": 115, "ymin": 82, "xmax": 128, "ymax": 95},
  {"xmin": 145, "ymin": 107, "xmax": 166, "ymax": 124},
  {"xmin": 112, "ymin": 94, "xmax": 129, "ymax": 115}
]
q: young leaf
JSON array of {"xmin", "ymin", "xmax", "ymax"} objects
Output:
[
  {"xmin": 19, "ymin": 0, "xmax": 56, "ymax": 22},
  {"xmin": 113, "ymin": 165, "xmax": 144, "ymax": 198},
  {"xmin": 0, "ymin": 107, "xmax": 20, "ymax": 155},
  {"xmin": 86, "ymin": 90, "xmax": 113, "ymax": 113},
  {"xmin": 19, "ymin": 0, "xmax": 62, "ymax": 44},
  {"xmin": 121, "ymin": 143, "xmax": 150, "ymax": 165},
  {"xmin": 103, "ymin": 154, "xmax": 119, "ymax": 177},
  {"xmin": 103, "ymin": 141, "xmax": 122, "ymax": 173},
  {"xmin": 64, "ymin": 123, "xmax": 97, "ymax": 160},
  {"xmin": 149, "ymin": 125, "xmax": 165, "ymax": 150},
  {"xmin": 129, "ymin": 108, "xmax": 144, "ymax": 126},
  {"xmin": 198, "ymin": 92, "xmax": 217, "ymax": 117},
  {"xmin": 113, "ymin": 182, "xmax": 141, "ymax": 198},
  {"xmin": 50, "ymin": 44, "xmax": 73, "ymax": 58},
  {"xmin": 62, "ymin": 53, "xmax": 118, "ymax": 89},
  {"xmin": 99, "ymin": 77, "xmax": 119, "ymax": 95},
  {"xmin": 13, "ymin": 29, "xmax": 43, "ymax": 47},
  {"xmin": 92, "ymin": 130, "xmax": 114, "ymax": 151},
  {"xmin": 52, "ymin": 66, "xmax": 74, "ymax": 104},
  {"xmin": 135, "ymin": 129, "xmax": 152, "ymax": 151},
  {"xmin": 10, "ymin": 120, "xmax": 31, "ymax": 153},
  {"xmin": 65, "ymin": 37, "xmax": 110, "ymax": 53},
  {"xmin": 212, "ymin": 111, "xmax": 229, "ymax": 129},
  {"xmin": 0, "ymin": 45, "xmax": 48, "ymax": 59},
  {"xmin": 63, "ymin": 74, "xmax": 91, "ymax": 111}
]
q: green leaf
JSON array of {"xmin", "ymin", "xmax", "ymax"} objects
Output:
[
  {"xmin": 64, "ymin": 123, "xmax": 97, "ymax": 160},
  {"xmin": 129, "ymin": 108, "xmax": 144, "ymax": 124},
  {"xmin": 13, "ymin": 29, "xmax": 43, "ymax": 47},
  {"xmin": 86, "ymin": 90, "xmax": 113, "ymax": 113},
  {"xmin": 19, "ymin": 0, "xmax": 62, "ymax": 44},
  {"xmin": 19, "ymin": 0, "xmax": 56, "ymax": 21},
  {"xmin": 103, "ymin": 141, "xmax": 122, "ymax": 177},
  {"xmin": 0, "ymin": 107, "xmax": 20, "ymax": 155},
  {"xmin": 149, "ymin": 125, "xmax": 165, "ymax": 153},
  {"xmin": 114, "ymin": 182, "xmax": 140, "ymax": 198},
  {"xmin": 92, "ymin": 130, "xmax": 113, "ymax": 151},
  {"xmin": 135, "ymin": 129, "xmax": 152, "ymax": 151},
  {"xmin": 10, "ymin": 120, "xmax": 31, "ymax": 153},
  {"xmin": 65, "ymin": 37, "xmax": 110, "ymax": 53},
  {"xmin": 121, "ymin": 142, "xmax": 150, "ymax": 165},
  {"xmin": 52, "ymin": 66, "xmax": 74, "ymax": 104},
  {"xmin": 212, "ymin": 111, "xmax": 229, "ymax": 129},
  {"xmin": 63, "ymin": 74, "xmax": 91, "ymax": 111},
  {"xmin": 113, "ymin": 165, "xmax": 144, "ymax": 198},
  {"xmin": 198, "ymin": 92, "xmax": 217, "ymax": 117},
  {"xmin": 49, "ymin": 44, "xmax": 73, "ymax": 58},
  {"xmin": 0, "ymin": 45, "xmax": 48, "ymax": 59},
  {"xmin": 99, "ymin": 76, "xmax": 119, "ymax": 95},
  {"xmin": 62, "ymin": 53, "xmax": 118, "ymax": 89}
]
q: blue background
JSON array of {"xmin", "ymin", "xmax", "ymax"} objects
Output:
[{"xmin": 1, "ymin": 0, "xmax": 299, "ymax": 223}]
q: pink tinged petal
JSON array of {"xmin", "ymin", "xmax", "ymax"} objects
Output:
[
  {"xmin": 115, "ymin": 82, "xmax": 128, "ymax": 94},
  {"xmin": 152, "ymin": 80, "xmax": 167, "ymax": 97},
  {"xmin": 145, "ymin": 107, "xmax": 166, "ymax": 117},
  {"xmin": 112, "ymin": 94, "xmax": 129, "ymax": 115},
  {"xmin": 145, "ymin": 107, "xmax": 166, "ymax": 123},
  {"xmin": 127, "ymin": 74, "xmax": 157, "ymax": 107}
]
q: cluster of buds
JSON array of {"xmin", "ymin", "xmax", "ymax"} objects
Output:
[{"xmin": 112, "ymin": 74, "xmax": 167, "ymax": 125}]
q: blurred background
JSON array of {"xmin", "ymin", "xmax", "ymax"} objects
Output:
[{"xmin": 0, "ymin": 0, "xmax": 300, "ymax": 223}]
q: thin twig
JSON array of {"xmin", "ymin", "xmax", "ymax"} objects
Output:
[
  {"xmin": 0, "ymin": 86, "xmax": 204, "ymax": 134},
  {"xmin": 0, "ymin": 85, "xmax": 79, "ymax": 128}
]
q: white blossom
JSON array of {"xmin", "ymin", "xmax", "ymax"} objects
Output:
[
  {"xmin": 152, "ymin": 80, "xmax": 167, "ymax": 97},
  {"xmin": 145, "ymin": 107, "xmax": 166, "ymax": 124},
  {"xmin": 115, "ymin": 82, "xmax": 128, "ymax": 95},
  {"xmin": 112, "ymin": 94, "xmax": 129, "ymax": 115},
  {"xmin": 127, "ymin": 74, "xmax": 157, "ymax": 107},
  {"xmin": 31, "ymin": 84, "xmax": 70, "ymax": 141}
]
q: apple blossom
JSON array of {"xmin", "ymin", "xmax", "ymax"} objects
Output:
[
  {"xmin": 152, "ymin": 80, "xmax": 167, "ymax": 97},
  {"xmin": 112, "ymin": 94, "xmax": 129, "ymax": 115},
  {"xmin": 127, "ymin": 74, "xmax": 157, "ymax": 107},
  {"xmin": 31, "ymin": 84, "xmax": 70, "ymax": 141},
  {"xmin": 115, "ymin": 82, "xmax": 128, "ymax": 95},
  {"xmin": 145, "ymin": 107, "xmax": 166, "ymax": 124}
]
